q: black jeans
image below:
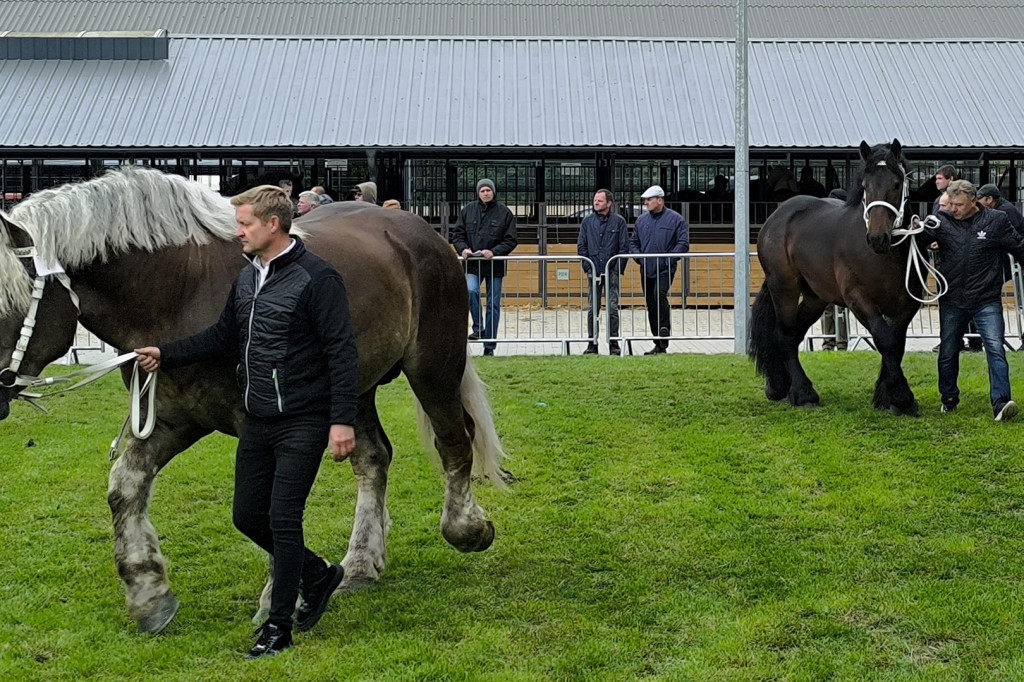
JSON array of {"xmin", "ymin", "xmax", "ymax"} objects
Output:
[
  {"xmin": 234, "ymin": 414, "xmax": 331, "ymax": 629},
  {"xmin": 642, "ymin": 271, "xmax": 674, "ymax": 349}
]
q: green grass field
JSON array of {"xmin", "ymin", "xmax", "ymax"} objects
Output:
[{"xmin": 3, "ymin": 352, "xmax": 1024, "ymax": 681}]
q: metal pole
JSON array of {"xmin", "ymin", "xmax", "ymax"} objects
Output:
[{"xmin": 733, "ymin": 0, "xmax": 750, "ymax": 354}]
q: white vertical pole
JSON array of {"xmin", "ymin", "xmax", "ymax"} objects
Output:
[{"xmin": 733, "ymin": 0, "xmax": 750, "ymax": 354}]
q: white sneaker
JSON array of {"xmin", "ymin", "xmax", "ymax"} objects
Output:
[{"xmin": 996, "ymin": 400, "xmax": 1019, "ymax": 422}]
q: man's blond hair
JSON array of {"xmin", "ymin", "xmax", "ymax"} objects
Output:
[
  {"xmin": 946, "ymin": 179, "xmax": 977, "ymax": 200},
  {"xmin": 231, "ymin": 185, "xmax": 293, "ymax": 233}
]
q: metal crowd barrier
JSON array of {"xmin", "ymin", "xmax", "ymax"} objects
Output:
[
  {"xmin": 458, "ymin": 254, "xmax": 597, "ymax": 355},
  {"xmin": 604, "ymin": 252, "xmax": 748, "ymax": 355},
  {"xmin": 63, "ymin": 324, "xmax": 107, "ymax": 365},
  {"xmin": 458, "ymin": 251, "xmax": 1024, "ymax": 355}
]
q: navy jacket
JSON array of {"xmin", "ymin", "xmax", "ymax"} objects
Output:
[
  {"xmin": 628, "ymin": 207, "xmax": 690, "ymax": 278},
  {"xmin": 160, "ymin": 237, "xmax": 359, "ymax": 425},
  {"xmin": 925, "ymin": 206, "xmax": 1024, "ymax": 309},
  {"xmin": 451, "ymin": 199, "xmax": 518, "ymax": 277},
  {"xmin": 577, "ymin": 210, "xmax": 629, "ymax": 277}
]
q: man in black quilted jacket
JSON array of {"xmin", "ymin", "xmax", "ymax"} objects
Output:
[{"xmin": 135, "ymin": 185, "xmax": 358, "ymax": 659}]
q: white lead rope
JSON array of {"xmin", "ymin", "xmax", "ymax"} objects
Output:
[
  {"xmin": 891, "ymin": 215, "xmax": 949, "ymax": 304},
  {"xmin": 17, "ymin": 352, "xmax": 157, "ymax": 458}
]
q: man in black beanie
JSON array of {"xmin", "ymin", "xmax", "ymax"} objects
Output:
[{"xmin": 451, "ymin": 178, "xmax": 518, "ymax": 356}]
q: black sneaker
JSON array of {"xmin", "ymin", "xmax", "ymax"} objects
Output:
[
  {"xmin": 996, "ymin": 400, "xmax": 1019, "ymax": 422},
  {"xmin": 295, "ymin": 563, "xmax": 344, "ymax": 633},
  {"xmin": 941, "ymin": 403, "xmax": 956, "ymax": 414},
  {"xmin": 609, "ymin": 344, "xmax": 621, "ymax": 356},
  {"xmin": 246, "ymin": 622, "xmax": 292, "ymax": 660},
  {"xmin": 482, "ymin": 348, "xmax": 494, "ymax": 357},
  {"xmin": 582, "ymin": 344, "xmax": 598, "ymax": 355},
  {"xmin": 644, "ymin": 346, "xmax": 666, "ymax": 355},
  {"xmin": 468, "ymin": 332, "xmax": 479, "ymax": 341}
]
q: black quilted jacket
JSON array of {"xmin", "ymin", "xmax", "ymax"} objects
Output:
[{"xmin": 161, "ymin": 238, "xmax": 358, "ymax": 425}]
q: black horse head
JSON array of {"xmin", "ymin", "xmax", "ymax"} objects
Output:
[
  {"xmin": 851, "ymin": 139, "xmax": 909, "ymax": 254},
  {"xmin": 0, "ymin": 213, "xmax": 79, "ymax": 420}
]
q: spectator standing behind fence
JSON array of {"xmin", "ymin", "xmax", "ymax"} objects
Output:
[
  {"xmin": 629, "ymin": 185, "xmax": 690, "ymax": 355},
  {"xmin": 977, "ymin": 184, "xmax": 1024, "ymax": 236},
  {"xmin": 382, "ymin": 199, "xmax": 402, "ymax": 210},
  {"xmin": 297, "ymin": 191, "xmax": 320, "ymax": 216},
  {"xmin": 933, "ymin": 165, "xmax": 958, "ymax": 214},
  {"xmin": 921, "ymin": 180, "xmax": 1024, "ymax": 421},
  {"xmin": 353, "ymin": 182, "xmax": 377, "ymax": 204},
  {"xmin": 821, "ymin": 188, "xmax": 849, "ymax": 350},
  {"xmin": 577, "ymin": 189, "xmax": 628, "ymax": 356},
  {"xmin": 311, "ymin": 186, "xmax": 333, "ymax": 205},
  {"xmin": 451, "ymin": 178, "xmax": 518, "ymax": 357}
]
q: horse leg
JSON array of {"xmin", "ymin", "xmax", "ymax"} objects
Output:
[
  {"xmin": 860, "ymin": 311, "xmax": 918, "ymax": 416},
  {"xmin": 749, "ymin": 282, "xmax": 791, "ymax": 400},
  {"xmin": 407, "ymin": 366, "xmax": 495, "ymax": 553},
  {"xmin": 339, "ymin": 389, "xmax": 394, "ymax": 589},
  {"xmin": 774, "ymin": 288, "xmax": 824, "ymax": 407},
  {"xmin": 107, "ymin": 421, "xmax": 208, "ymax": 634}
]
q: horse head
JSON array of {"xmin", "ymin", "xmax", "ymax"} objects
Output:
[
  {"xmin": 0, "ymin": 212, "xmax": 80, "ymax": 419},
  {"xmin": 858, "ymin": 138, "xmax": 909, "ymax": 254}
]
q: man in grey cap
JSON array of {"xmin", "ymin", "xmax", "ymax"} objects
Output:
[
  {"xmin": 977, "ymin": 184, "xmax": 1024, "ymax": 236},
  {"xmin": 629, "ymin": 184, "xmax": 689, "ymax": 354},
  {"xmin": 451, "ymin": 178, "xmax": 518, "ymax": 356}
]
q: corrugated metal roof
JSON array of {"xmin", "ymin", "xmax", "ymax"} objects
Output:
[
  {"xmin": 1, "ymin": 36, "xmax": 1022, "ymax": 150},
  {"xmin": 4, "ymin": 1, "xmax": 1024, "ymax": 39}
]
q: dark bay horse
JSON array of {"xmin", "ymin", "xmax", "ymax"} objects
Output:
[
  {"xmin": 0, "ymin": 167, "xmax": 505, "ymax": 633},
  {"xmin": 749, "ymin": 139, "xmax": 924, "ymax": 415}
]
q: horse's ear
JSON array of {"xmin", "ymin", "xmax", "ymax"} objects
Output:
[
  {"xmin": 891, "ymin": 138, "xmax": 902, "ymax": 160},
  {"xmin": 859, "ymin": 140, "xmax": 871, "ymax": 162}
]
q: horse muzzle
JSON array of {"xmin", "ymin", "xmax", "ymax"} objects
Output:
[{"xmin": 866, "ymin": 231, "xmax": 891, "ymax": 254}]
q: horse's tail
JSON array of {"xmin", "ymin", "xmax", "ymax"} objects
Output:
[
  {"xmin": 413, "ymin": 353, "xmax": 507, "ymax": 487},
  {"xmin": 748, "ymin": 282, "xmax": 789, "ymax": 400}
]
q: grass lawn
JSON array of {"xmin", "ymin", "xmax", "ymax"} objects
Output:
[{"xmin": 2, "ymin": 352, "xmax": 1024, "ymax": 681}]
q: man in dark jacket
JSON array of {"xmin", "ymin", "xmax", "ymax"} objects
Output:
[
  {"xmin": 977, "ymin": 183, "xmax": 1024, "ymax": 287},
  {"xmin": 628, "ymin": 184, "xmax": 690, "ymax": 354},
  {"xmin": 577, "ymin": 189, "xmax": 629, "ymax": 355},
  {"xmin": 924, "ymin": 180, "xmax": 1024, "ymax": 421},
  {"xmin": 451, "ymin": 178, "xmax": 518, "ymax": 356},
  {"xmin": 977, "ymin": 184, "xmax": 1024, "ymax": 235},
  {"xmin": 135, "ymin": 185, "xmax": 358, "ymax": 658}
]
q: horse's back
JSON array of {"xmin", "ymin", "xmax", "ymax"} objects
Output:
[{"xmin": 295, "ymin": 203, "xmax": 468, "ymax": 388}]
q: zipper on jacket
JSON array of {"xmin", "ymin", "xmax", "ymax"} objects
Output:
[
  {"xmin": 243, "ymin": 273, "xmax": 260, "ymax": 412},
  {"xmin": 272, "ymin": 367, "xmax": 283, "ymax": 413}
]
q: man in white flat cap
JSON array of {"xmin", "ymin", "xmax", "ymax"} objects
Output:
[{"xmin": 629, "ymin": 185, "xmax": 689, "ymax": 354}]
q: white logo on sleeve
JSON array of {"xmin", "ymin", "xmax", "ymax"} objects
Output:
[{"xmin": 977, "ymin": 231, "xmax": 987, "ymax": 240}]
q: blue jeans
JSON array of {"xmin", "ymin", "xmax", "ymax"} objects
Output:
[
  {"xmin": 938, "ymin": 302, "xmax": 1011, "ymax": 411},
  {"xmin": 467, "ymin": 272, "xmax": 504, "ymax": 352}
]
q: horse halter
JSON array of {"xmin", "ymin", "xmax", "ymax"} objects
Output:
[
  {"xmin": 861, "ymin": 161, "xmax": 910, "ymax": 233},
  {"xmin": 0, "ymin": 243, "xmax": 79, "ymax": 390}
]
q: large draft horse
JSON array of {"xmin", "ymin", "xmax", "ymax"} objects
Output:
[
  {"xmin": 749, "ymin": 139, "xmax": 924, "ymax": 415},
  {"xmin": 0, "ymin": 167, "xmax": 504, "ymax": 633}
]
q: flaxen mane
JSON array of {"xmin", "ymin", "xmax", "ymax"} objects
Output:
[
  {"xmin": 11, "ymin": 166, "xmax": 236, "ymax": 268},
  {"xmin": 0, "ymin": 167, "xmax": 238, "ymax": 317}
]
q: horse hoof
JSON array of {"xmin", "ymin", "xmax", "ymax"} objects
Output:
[
  {"xmin": 136, "ymin": 592, "xmax": 180, "ymax": 635},
  {"xmin": 443, "ymin": 519, "xmax": 495, "ymax": 553},
  {"xmin": 764, "ymin": 380, "xmax": 787, "ymax": 402},
  {"xmin": 889, "ymin": 400, "xmax": 920, "ymax": 417},
  {"xmin": 339, "ymin": 575, "xmax": 378, "ymax": 592}
]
